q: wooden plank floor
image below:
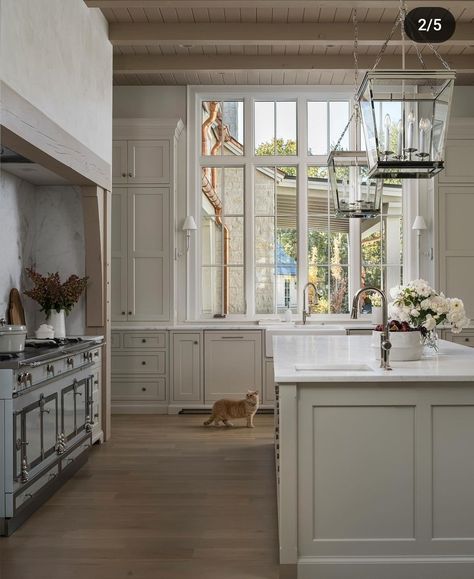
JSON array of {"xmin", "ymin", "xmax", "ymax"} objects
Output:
[{"xmin": 0, "ymin": 415, "xmax": 279, "ymax": 579}]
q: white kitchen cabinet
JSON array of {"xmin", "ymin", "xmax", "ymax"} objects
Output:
[
  {"xmin": 111, "ymin": 187, "xmax": 170, "ymax": 322},
  {"xmin": 111, "ymin": 330, "xmax": 169, "ymax": 414},
  {"xmin": 111, "ymin": 187, "xmax": 128, "ymax": 322},
  {"xmin": 204, "ymin": 331, "xmax": 262, "ymax": 402},
  {"xmin": 112, "ymin": 139, "xmax": 170, "ymax": 185},
  {"xmin": 112, "ymin": 120, "xmax": 183, "ymax": 325},
  {"xmin": 171, "ymin": 333, "xmax": 202, "ymax": 402},
  {"xmin": 127, "ymin": 140, "xmax": 170, "ymax": 184},
  {"xmin": 264, "ymin": 359, "xmax": 275, "ymax": 404},
  {"xmin": 112, "ymin": 140, "xmax": 128, "ymax": 183}
]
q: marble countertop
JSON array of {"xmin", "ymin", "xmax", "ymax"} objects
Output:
[{"xmin": 273, "ymin": 335, "xmax": 474, "ymax": 383}]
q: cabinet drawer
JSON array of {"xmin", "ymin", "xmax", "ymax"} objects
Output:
[
  {"xmin": 112, "ymin": 378, "xmax": 166, "ymax": 400},
  {"xmin": 61, "ymin": 439, "xmax": 91, "ymax": 470},
  {"xmin": 112, "ymin": 352, "xmax": 166, "ymax": 374},
  {"xmin": 14, "ymin": 464, "xmax": 59, "ymax": 511},
  {"xmin": 452, "ymin": 335, "xmax": 474, "ymax": 347},
  {"xmin": 123, "ymin": 332, "xmax": 167, "ymax": 349}
]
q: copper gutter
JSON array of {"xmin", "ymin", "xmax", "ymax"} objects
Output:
[{"xmin": 201, "ymin": 101, "xmax": 229, "ymax": 314}]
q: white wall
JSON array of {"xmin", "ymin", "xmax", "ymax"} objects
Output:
[
  {"xmin": 0, "ymin": 171, "xmax": 86, "ymax": 335},
  {"xmin": 0, "ymin": 173, "xmax": 36, "ymax": 329},
  {"xmin": 451, "ymin": 87, "xmax": 474, "ymax": 118},
  {"xmin": 0, "ymin": 0, "xmax": 112, "ymax": 164},
  {"xmin": 113, "ymin": 86, "xmax": 187, "ymax": 121}
]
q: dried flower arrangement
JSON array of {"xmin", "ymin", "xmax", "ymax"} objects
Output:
[{"xmin": 23, "ymin": 268, "xmax": 88, "ymax": 316}]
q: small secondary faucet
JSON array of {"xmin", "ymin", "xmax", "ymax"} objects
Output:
[
  {"xmin": 351, "ymin": 287, "xmax": 392, "ymax": 371},
  {"xmin": 302, "ymin": 282, "xmax": 318, "ymax": 325}
]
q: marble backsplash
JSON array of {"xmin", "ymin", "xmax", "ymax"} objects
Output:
[{"xmin": 0, "ymin": 171, "xmax": 86, "ymax": 335}]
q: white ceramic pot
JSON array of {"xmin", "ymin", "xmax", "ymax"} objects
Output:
[
  {"xmin": 371, "ymin": 330, "xmax": 423, "ymax": 361},
  {"xmin": 47, "ymin": 310, "xmax": 66, "ymax": 339},
  {"xmin": 0, "ymin": 323, "xmax": 27, "ymax": 352}
]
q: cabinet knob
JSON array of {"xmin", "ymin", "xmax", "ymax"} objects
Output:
[
  {"xmin": 142, "ymin": 339, "xmax": 147, "ymax": 343},
  {"xmin": 128, "ymin": 311, "xmax": 132, "ymax": 315},
  {"xmin": 121, "ymin": 311, "xmax": 125, "ymax": 316},
  {"xmin": 465, "ymin": 338, "xmax": 470, "ymax": 342},
  {"xmin": 141, "ymin": 387, "xmax": 147, "ymax": 391},
  {"xmin": 121, "ymin": 173, "xmax": 126, "ymax": 178},
  {"xmin": 128, "ymin": 173, "xmax": 133, "ymax": 177},
  {"xmin": 194, "ymin": 341, "xmax": 198, "ymax": 345},
  {"xmin": 141, "ymin": 361, "xmax": 146, "ymax": 365}
]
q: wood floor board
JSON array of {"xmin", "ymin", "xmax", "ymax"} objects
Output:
[{"xmin": 0, "ymin": 415, "xmax": 279, "ymax": 579}]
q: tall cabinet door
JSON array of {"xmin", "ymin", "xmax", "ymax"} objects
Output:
[
  {"xmin": 112, "ymin": 140, "xmax": 128, "ymax": 183},
  {"xmin": 127, "ymin": 140, "xmax": 170, "ymax": 184},
  {"xmin": 204, "ymin": 332, "xmax": 263, "ymax": 402},
  {"xmin": 127, "ymin": 187, "xmax": 170, "ymax": 322},
  {"xmin": 172, "ymin": 333, "xmax": 202, "ymax": 402},
  {"xmin": 111, "ymin": 188, "xmax": 128, "ymax": 322}
]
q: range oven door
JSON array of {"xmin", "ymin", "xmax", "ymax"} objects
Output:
[
  {"xmin": 61, "ymin": 376, "xmax": 92, "ymax": 442},
  {"xmin": 14, "ymin": 393, "xmax": 59, "ymax": 481}
]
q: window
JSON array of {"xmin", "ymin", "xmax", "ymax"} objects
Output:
[
  {"xmin": 193, "ymin": 89, "xmax": 405, "ymax": 319},
  {"xmin": 255, "ymin": 166, "xmax": 297, "ymax": 314}
]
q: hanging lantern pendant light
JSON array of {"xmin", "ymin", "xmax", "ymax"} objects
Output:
[{"xmin": 356, "ymin": 1, "xmax": 455, "ymax": 179}]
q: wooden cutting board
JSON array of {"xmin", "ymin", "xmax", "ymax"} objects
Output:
[{"xmin": 8, "ymin": 288, "xmax": 26, "ymax": 326}]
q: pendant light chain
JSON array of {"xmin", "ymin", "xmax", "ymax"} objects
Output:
[{"xmin": 332, "ymin": 8, "xmax": 359, "ymax": 152}]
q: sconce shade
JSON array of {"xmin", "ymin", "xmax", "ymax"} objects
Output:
[
  {"xmin": 412, "ymin": 215, "xmax": 427, "ymax": 231},
  {"xmin": 182, "ymin": 215, "xmax": 197, "ymax": 231},
  {"xmin": 327, "ymin": 150, "xmax": 383, "ymax": 218},
  {"xmin": 357, "ymin": 70, "xmax": 455, "ymax": 179}
]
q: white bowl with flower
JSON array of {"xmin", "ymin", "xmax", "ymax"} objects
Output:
[{"xmin": 388, "ymin": 279, "xmax": 470, "ymax": 355}]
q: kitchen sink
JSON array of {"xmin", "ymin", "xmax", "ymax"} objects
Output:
[
  {"xmin": 264, "ymin": 325, "xmax": 346, "ymax": 357},
  {"xmin": 294, "ymin": 363, "xmax": 374, "ymax": 372}
]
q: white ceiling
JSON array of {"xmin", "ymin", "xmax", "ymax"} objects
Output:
[{"xmin": 87, "ymin": 1, "xmax": 474, "ymax": 85}]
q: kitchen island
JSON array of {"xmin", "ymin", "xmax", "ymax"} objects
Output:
[{"xmin": 274, "ymin": 335, "xmax": 474, "ymax": 579}]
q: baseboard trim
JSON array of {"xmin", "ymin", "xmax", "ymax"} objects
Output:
[
  {"xmin": 297, "ymin": 556, "xmax": 474, "ymax": 579},
  {"xmin": 112, "ymin": 403, "xmax": 169, "ymax": 414}
]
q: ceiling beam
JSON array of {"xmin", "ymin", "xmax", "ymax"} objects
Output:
[
  {"xmin": 86, "ymin": 0, "xmax": 474, "ymax": 8},
  {"xmin": 114, "ymin": 54, "xmax": 474, "ymax": 74},
  {"xmin": 109, "ymin": 22, "xmax": 472, "ymax": 46}
]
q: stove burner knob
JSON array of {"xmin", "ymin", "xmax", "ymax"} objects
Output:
[
  {"xmin": 47, "ymin": 364, "xmax": 55, "ymax": 375},
  {"xmin": 17, "ymin": 373, "xmax": 25, "ymax": 385},
  {"xmin": 67, "ymin": 357, "xmax": 74, "ymax": 368},
  {"xmin": 26, "ymin": 373, "xmax": 33, "ymax": 387}
]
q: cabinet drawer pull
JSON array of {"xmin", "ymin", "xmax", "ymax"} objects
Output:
[
  {"xmin": 221, "ymin": 336, "xmax": 244, "ymax": 339},
  {"xmin": 141, "ymin": 361, "xmax": 146, "ymax": 365},
  {"xmin": 142, "ymin": 339, "xmax": 147, "ymax": 343},
  {"xmin": 141, "ymin": 387, "xmax": 147, "ymax": 392},
  {"xmin": 122, "ymin": 311, "xmax": 126, "ymax": 315},
  {"xmin": 465, "ymin": 338, "xmax": 470, "ymax": 342},
  {"xmin": 194, "ymin": 341, "xmax": 198, "ymax": 345},
  {"xmin": 121, "ymin": 173, "xmax": 126, "ymax": 178},
  {"xmin": 128, "ymin": 311, "xmax": 132, "ymax": 315}
]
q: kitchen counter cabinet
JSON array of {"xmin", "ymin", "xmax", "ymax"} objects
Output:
[
  {"xmin": 204, "ymin": 331, "xmax": 262, "ymax": 402},
  {"xmin": 274, "ymin": 335, "xmax": 474, "ymax": 579}
]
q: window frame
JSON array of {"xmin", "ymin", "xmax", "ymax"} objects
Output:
[{"xmin": 187, "ymin": 86, "xmax": 415, "ymax": 321}]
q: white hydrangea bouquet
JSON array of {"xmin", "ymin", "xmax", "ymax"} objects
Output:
[{"xmin": 389, "ymin": 280, "xmax": 470, "ymax": 350}]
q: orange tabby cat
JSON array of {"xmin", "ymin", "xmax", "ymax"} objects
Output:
[{"xmin": 203, "ymin": 390, "xmax": 259, "ymax": 428}]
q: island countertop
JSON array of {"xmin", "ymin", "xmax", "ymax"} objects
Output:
[{"xmin": 273, "ymin": 334, "xmax": 474, "ymax": 383}]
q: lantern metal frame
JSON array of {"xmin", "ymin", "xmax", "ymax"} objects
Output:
[
  {"xmin": 328, "ymin": 150, "xmax": 384, "ymax": 219},
  {"xmin": 357, "ymin": 69, "xmax": 456, "ymax": 179}
]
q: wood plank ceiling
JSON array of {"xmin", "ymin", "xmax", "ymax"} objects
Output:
[{"xmin": 86, "ymin": 1, "xmax": 474, "ymax": 85}]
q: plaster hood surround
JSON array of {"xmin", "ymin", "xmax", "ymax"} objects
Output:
[{"xmin": 0, "ymin": 146, "xmax": 70, "ymax": 186}]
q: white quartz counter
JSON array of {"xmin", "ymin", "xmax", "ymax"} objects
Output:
[{"xmin": 273, "ymin": 334, "xmax": 474, "ymax": 383}]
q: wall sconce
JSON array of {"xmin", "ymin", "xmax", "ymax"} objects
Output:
[
  {"xmin": 412, "ymin": 215, "xmax": 433, "ymax": 275},
  {"xmin": 182, "ymin": 215, "xmax": 197, "ymax": 253},
  {"xmin": 412, "ymin": 215, "xmax": 427, "ymax": 236}
]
